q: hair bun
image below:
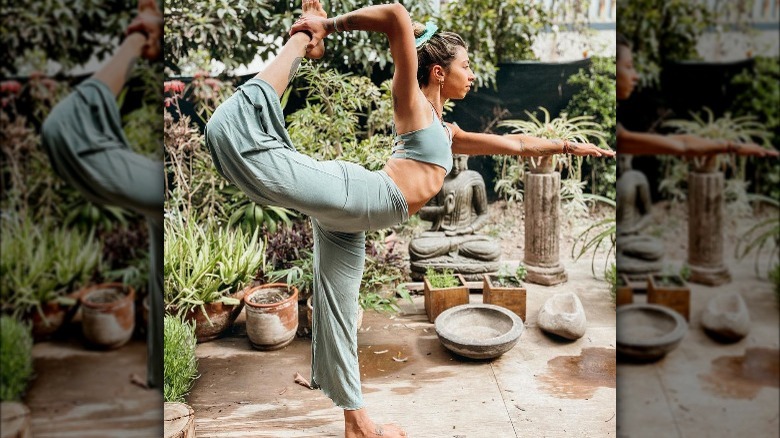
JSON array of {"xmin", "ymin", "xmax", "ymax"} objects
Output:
[{"xmin": 412, "ymin": 21, "xmax": 427, "ymax": 38}]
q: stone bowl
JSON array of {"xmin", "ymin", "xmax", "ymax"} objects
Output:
[
  {"xmin": 435, "ymin": 304, "xmax": 524, "ymax": 360},
  {"xmin": 617, "ymin": 303, "xmax": 688, "ymax": 362}
]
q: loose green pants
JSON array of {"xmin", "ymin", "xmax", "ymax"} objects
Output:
[
  {"xmin": 207, "ymin": 79, "xmax": 408, "ymax": 409},
  {"xmin": 41, "ymin": 79, "xmax": 164, "ymax": 390}
]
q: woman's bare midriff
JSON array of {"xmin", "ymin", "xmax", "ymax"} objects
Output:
[{"xmin": 383, "ymin": 158, "xmax": 446, "ymax": 215}]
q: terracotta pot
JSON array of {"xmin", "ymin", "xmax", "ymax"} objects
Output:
[
  {"xmin": 182, "ymin": 288, "xmax": 246, "ymax": 343},
  {"xmin": 80, "ymin": 283, "xmax": 136, "ymax": 349},
  {"xmin": 26, "ymin": 290, "xmax": 81, "ymax": 341},
  {"xmin": 244, "ymin": 283, "xmax": 298, "ymax": 350}
]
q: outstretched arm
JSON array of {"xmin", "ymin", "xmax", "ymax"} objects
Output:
[
  {"xmin": 92, "ymin": 0, "xmax": 162, "ymax": 97},
  {"xmin": 448, "ymin": 123, "xmax": 614, "ymax": 157},
  {"xmin": 617, "ymin": 124, "xmax": 777, "ymax": 157}
]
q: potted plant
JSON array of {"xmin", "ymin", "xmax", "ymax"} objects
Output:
[
  {"xmin": 244, "ymin": 283, "xmax": 299, "ymax": 350},
  {"xmin": 0, "ymin": 316, "xmax": 34, "ymax": 438},
  {"xmin": 163, "ymin": 315, "xmax": 198, "ymax": 438},
  {"xmin": 265, "ymin": 251, "xmax": 315, "ymax": 336},
  {"xmin": 1, "ymin": 215, "xmax": 101, "ymax": 340},
  {"xmin": 498, "ymin": 107, "xmax": 607, "ymax": 174},
  {"xmin": 164, "ymin": 215, "xmax": 265, "ymax": 342},
  {"xmin": 647, "ymin": 271, "xmax": 691, "ymax": 321},
  {"xmin": 423, "ymin": 268, "xmax": 468, "ymax": 323},
  {"xmin": 483, "ymin": 264, "xmax": 527, "ymax": 320},
  {"xmin": 79, "ymin": 283, "xmax": 136, "ymax": 349}
]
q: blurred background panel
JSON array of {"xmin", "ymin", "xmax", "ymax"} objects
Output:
[{"xmin": 1, "ymin": 1, "xmax": 164, "ymax": 437}]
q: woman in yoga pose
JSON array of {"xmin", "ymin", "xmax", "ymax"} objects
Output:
[{"xmin": 207, "ymin": 2, "xmax": 613, "ymax": 436}]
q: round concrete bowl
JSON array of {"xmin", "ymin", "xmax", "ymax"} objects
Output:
[
  {"xmin": 435, "ymin": 304, "xmax": 524, "ymax": 360},
  {"xmin": 617, "ymin": 303, "xmax": 688, "ymax": 362}
]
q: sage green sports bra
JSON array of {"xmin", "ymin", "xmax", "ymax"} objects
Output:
[{"xmin": 391, "ymin": 104, "xmax": 453, "ymax": 175}]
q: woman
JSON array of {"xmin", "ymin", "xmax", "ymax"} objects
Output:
[
  {"xmin": 206, "ymin": 2, "xmax": 613, "ymax": 436},
  {"xmin": 616, "ymin": 33, "xmax": 777, "ymax": 157}
]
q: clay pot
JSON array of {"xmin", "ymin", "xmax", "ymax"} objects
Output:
[
  {"xmin": 163, "ymin": 402, "xmax": 195, "ymax": 438},
  {"xmin": 26, "ymin": 291, "xmax": 81, "ymax": 341},
  {"xmin": 244, "ymin": 283, "xmax": 298, "ymax": 350},
  {"xmin": 80, "ymin": 283, "xmax": 136, "ymax": 349},
  {"xmin": 182, "ymin": 288, "xmax": 246, "ymax": 343}
]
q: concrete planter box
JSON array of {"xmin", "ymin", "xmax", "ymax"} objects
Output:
[
  {"xmin": 424, "ymin": 274, "xmax": 469, "ymax": 323},
  {"xmin": 482, "ymin": 274, "xmax": 526, "ymax": 321},
  {"xmin": 647, "ymin": 274, "xmax": 691, "ymax": 321}
]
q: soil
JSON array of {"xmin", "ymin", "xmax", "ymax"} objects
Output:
[
  {"xmin": 249, "ymin": 287, "xmax": 293, "ymax": 304},
  {"xmin": 84, "ymin": 288, "xmax": 125, "ymax": 304}
]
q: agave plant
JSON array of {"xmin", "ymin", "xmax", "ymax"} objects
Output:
[
  {"xmin": 163, "ymin": 213, "xmax": 265, "ymax": 318},
  {"xmin": 498, "ymin": 107, "xmax": 607, "ymax": 173},
  {"xmin": 1, "ymin": 214, "xmax": 101, "ymax": 318}
]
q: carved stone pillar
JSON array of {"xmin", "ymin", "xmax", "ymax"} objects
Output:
[
  {"xmin": 688, "ymin": 171, "xmax": 731, "ymax": 285},
  {"xmin": 524, "ymin": 171, "xmax": 567, "ymax": 285}
]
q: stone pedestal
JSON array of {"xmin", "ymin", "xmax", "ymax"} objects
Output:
[
  {"xmin": 687, "ymin": 171, "xmax": 731, "ymax": 286},
  {"xmin": 524, "ymin": 172, "xmax": 567, "ymax": 285}
]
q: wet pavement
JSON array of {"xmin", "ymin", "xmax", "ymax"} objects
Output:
[{"xmin": 189, "ymin": 258, "xmax": 618, "ymax": 437}]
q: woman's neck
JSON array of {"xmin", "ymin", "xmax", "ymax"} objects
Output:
[{"xmin": 421, "ymin": 85, "xmax": 444, "ymax": 118}]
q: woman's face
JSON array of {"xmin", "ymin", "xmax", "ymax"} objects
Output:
[
  {"xmin": 616, "ymin": 45, "xmax": 639, "ymax": 100},
  {"xmin": 442, "ymin": 46, "xmax": 475, "ymax": 100}
]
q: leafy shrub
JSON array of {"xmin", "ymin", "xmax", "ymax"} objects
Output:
[
  {"xmin": 163, "ymin": 214, "xmax": 264, "ymax": 317},
  {"xmin": 0, "ymin": 316, "xmax": 34, "ymax": 401},
  {"xmin": 565, "ymin": 57, "xmax": 617, "ymax": 199},
  {"xmin": 163, "ymin": 315, "xmax": 198, "ymax": 403}
]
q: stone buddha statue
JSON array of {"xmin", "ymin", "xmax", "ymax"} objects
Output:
[
  {"xmin": 409, "ymin": 154, "xmax": 501, "ymax": 280},
  {"xmin": 616, "ymin": 154, "xmax": 664, "ymax": 278}
]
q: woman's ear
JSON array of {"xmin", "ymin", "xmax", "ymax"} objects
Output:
[{"xmin": 431, "ymin": 65, "xmax": 445, "ymax": 82}]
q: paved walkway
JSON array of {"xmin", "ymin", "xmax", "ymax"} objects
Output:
[{"xmin": 189, "ymin": 260, "xmax": 617, "ymax": 437}]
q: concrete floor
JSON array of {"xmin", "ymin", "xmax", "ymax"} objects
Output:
[
  {"xmin": 188, "ymin": 260, "xmax": 617, "ymax": 438},
  {"xmin": 26, "ymin": 337, "xmax": 163, "ymax": 437},
  {"xmin": 617, "ymin": 261, "xmax": 780, "ymax": 438}
]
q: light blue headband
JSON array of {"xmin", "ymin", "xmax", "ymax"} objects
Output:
[{"xmin": 415, "ymin": 22, "xmax": 438, "ymax": 48}]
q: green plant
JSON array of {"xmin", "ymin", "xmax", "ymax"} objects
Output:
[
  {"xmin": 265, "ymin": 250, "xmax": 314, "ymax": 302},
  {"xmin": 1, "ymin": 214, "xmax": 101, "ymax": 318},
  {"xmin": 425, "ymin": 267, "xmax": 460, "ymax": 289},
  {"xmin": 0, "ymin": 316, "xmax": 34, "ymax": 401},
  {"xmin": 163, "ymin": 214, "xmax": 265, "ymax": 318},
  {"xmin": 163, "ymin": 315, "xmax": 198, "ymax": 403},
  {"xmin": 438, "ymin": 0, "xmax": 548, "ymax": 89},
  {"xmin": 571, "ymin": 196, "xmax": 616, "ymax": 278},
  {"xmin": 565, "ymin": 56, "xmax": 617, "ymax": 199},
  {"xmin": 492, "ymin": 264, "xmax": 525, "ymax": 287},
  {"xmin": 662, "ymin": 107, "xmax": 772, "ymax": 213},
  {"xmin": 2, "ymin": 3, "xmax": 133, "ymax": 75},
  {"xmin": 618, "ymin": 0, "xmax": 713, "ymax": 88},
  {"xmin": 360, "ymin": 284, "xmax": 414, "ymax": 314},
  {"xmin": 735, "ymin": 195, "xmax": 779, "ymax": 277}
]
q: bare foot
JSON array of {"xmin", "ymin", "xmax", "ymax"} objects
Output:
[
  {"xmin": 344, "ymin": 408, "xmax": 408, "ymax": 438},
  {"xmin": 301, "ymin": 0, "xmax": 326, "ymax": 59}
]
